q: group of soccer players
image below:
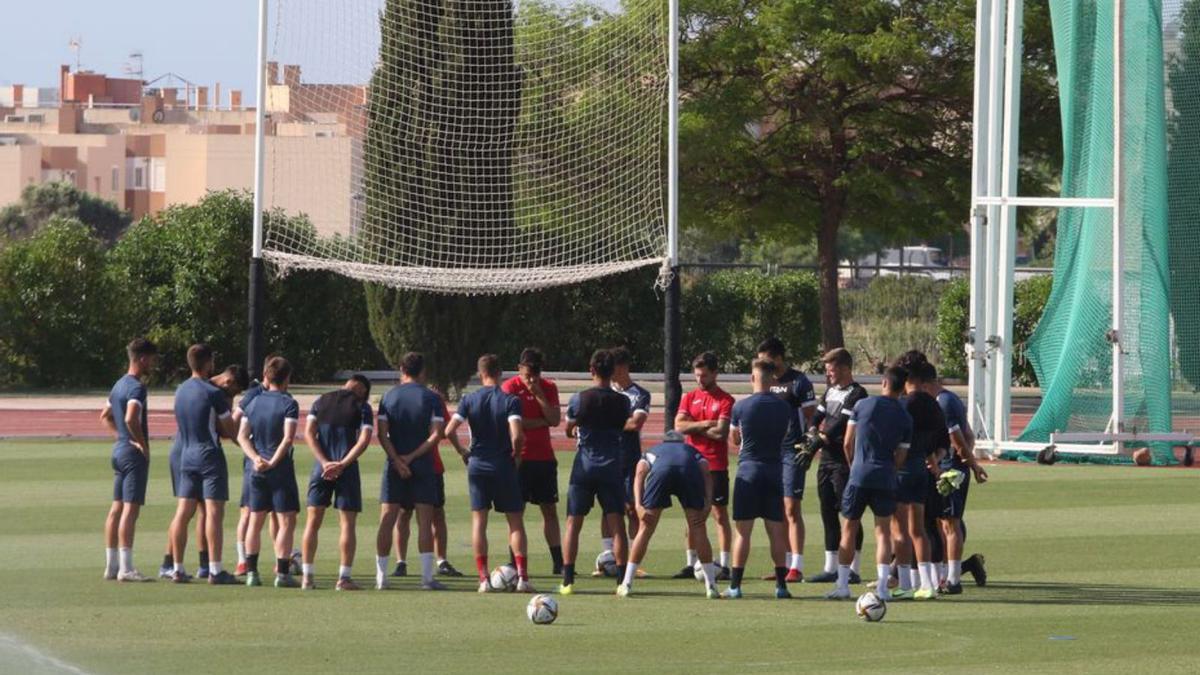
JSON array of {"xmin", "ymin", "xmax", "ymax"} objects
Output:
[{"xmin": 101, "ymin": 335, "xmax": 985, "ymax": 601}]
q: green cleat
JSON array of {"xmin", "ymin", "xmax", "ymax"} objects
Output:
[
  {"xmin": 274, "ymin": 574, "xmax": 300, "ymax": 588},
  {"xmin": 245, "ymin": 571, "xmax": 262, "ymax": 587},
  {"xmin": 706, "ymin": 586, "xmax": 720, "ymax": 600},
  {"xmin": 558, "ymin": 584, "xmax": 574, "ymax": 596},
  {"xmin": 722, "ymin": 587, "xmax": 743, "ymax": 599},
  {"xmin": 890, "ymin": 588, "xmax": 914, "ymax": 600},
  {"xmin": 616, "ymin": 583, "xmax": 631, "ymax": 597},
  {"xmin": 913, "ymin": 587, "xmax": 937, "ymax": 600}
]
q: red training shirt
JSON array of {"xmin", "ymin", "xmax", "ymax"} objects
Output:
[
  {"xmin": 679, "ymin": 386, "xmax": 735, "ymax": 470},
  {"xmin": 501, "ymin": 375, "xmax": 560, "ymax": 462}
]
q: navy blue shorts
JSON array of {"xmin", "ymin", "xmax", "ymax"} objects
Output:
[
  {"xmin": 307, "ymin": 462, "xmax": 363, "ymax": 512},
  {"xmin": 247, "ymin": 460, "xmax": 300, "ymax": 513},
  {"xmin": 935, "ymin": 469, "xmax": 971, "ymax": 519},
  {"xmin": 380, "ymin": 467, "xmax": 440, "ymax": 508},
  {"xmin": 732, "ymin": 462, "xmax": 784, "ymax": 521},
  {"xmin": 641, "ymin": 465, "xmax": 706, "ymax": 511},
  {"xmin": 239, "ymin": 456, "xmax": 251, "ymax": 508},
  {"xmin": 566, "ymin": 464, "xmax": 625, "ymax": 517},
  {"xmin": 518, "ymin": 460, "xmax": 559, "ymax": 505},
  {"xmin": 431, "ymin": 473, "xmax": 446, "ymax": 508},
  {"xmin": 112, "ymin": 448, "xmax": 149, "ymax": 505},
  {"xmin": 841, "ymin": 483, "xmax": 897, "ymax": 520},
  {"xmin": 178, "ymin": 451, "xmax": 229, "ymax": 502},
  {"xmin": 710, "ymin": 470, "xmax": 730, "ymax": 507},
  {"xmin": 168, "ymin": 446, "xmax": 182, "ymax": 498},
  {"xmin": 782, "ymin": 458, "xmax": 807, "ymax": 500},
  {"xmin": 896, "ymin": 469, "xmax": 929, "ymax": 504},
  {"xmin": 469, "ymin": 467, "xmax": 524, "ymax": 513}
]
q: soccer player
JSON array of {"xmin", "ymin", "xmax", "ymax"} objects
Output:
[
  {"xmin": 100, "ymin": 338, "xmax": 159, "ymax": 582},
  {"xmin": 236, "ymin": 356, "xmax": 301, "ymax": 588},
  {"xmin": 672, "ymin": 352, "xmax": 735, "ymax": 580},
  {"xmin": 558, "ymin": 349, "xmax": 631, "ymax": 595},
  {"xmin": 501, "ymin": 348, "xmax": 563, "ymax": 573},
  {"xmin": 301, "ymin": 374, "xmax": 374, "ymax": 590},
  {"xmin": 756, "ymin": 337, "xmax": 817, "ymax": 582},
  {"xmin": 807, "ymin": 348, "xmax": 869, "ymax": 584},
  {"xmin": 606, "ymin": 346, "xmax": 651, "ymax": 559},
  {"xmin": 826, "ymin": 366, "xmax": 912, "ymax": 601},
  {"xmin": 723, "ymin": 359, "xmax": 794, "ymax": 599},
  {"xmin": 617, "ymin": 430, "xmax": 718, "ymax": 599},
  {"xmin": 168, "ymin": 343, "xmax": 240, "ymax": 584},
  {"xmin": 894, "ymin": 361, "xmax": 947, "ymax": 600},
  {"xmin": 232, "ymin": 358, "xmax": 282, "ymax": 578},
  {"xmin": 926, "ymin": 363, "xmax": 989, "ymax": 594},
  {"xmin": 374, "ymin": 353, "xmax": 449, "ymax": 591},
  {"xmin": 444, "ymin": 354, "xmax": 535, "ymax": 593}
]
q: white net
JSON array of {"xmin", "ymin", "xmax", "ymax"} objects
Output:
[{"xmin": 261, "ymin": 0, "xmax": 669, "ymax": 294}]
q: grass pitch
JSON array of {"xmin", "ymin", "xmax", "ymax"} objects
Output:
[{"xmin": 0, "ymin": 440, "xmax": 1196, "ymax": 674}]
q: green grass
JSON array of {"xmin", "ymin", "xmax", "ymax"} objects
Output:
[{"xmin": 1, "ymin": 441, "xmax": 1197, "ymax": 674}]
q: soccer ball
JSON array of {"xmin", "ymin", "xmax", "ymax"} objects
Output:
[
  {"xmin": 855, "ymin": 591, "xmax": 887, "ymax": 622},
  {"xmin": 692, "ymin": 560, "xmax": 705, "ymax": 582},
  {"xmin": 594, "ymin": 550, "xmax": 619, "ymax": 577},
  {"xmin": 489, "ymin": 565, "xmax": 519, "ymax": 592},
  {"xmin": 527, "ymin": 594, "xmax": 559, "ymax": 625}
]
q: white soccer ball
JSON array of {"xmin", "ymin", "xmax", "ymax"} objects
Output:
[
  {"xmin": 594, "ymin": 550, "xmax": 619, "ymax": 577},
  {"xmin": 527, "ymin": 593, "xmax": 559, "ymax": 625},
  {"xmin": 855, "ymin": 591, "xmax": 887, "ymax": 622},
  {"xmin": 489, "ymin": 564, "xmax": 519, "ymax": 592},
  {"xmin": 692, "ymin": 560, "xmax": 705, "ymax": 582}
]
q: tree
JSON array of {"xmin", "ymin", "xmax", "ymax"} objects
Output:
[
  {"xmin": 678, "ymin": 0, "xmax": 1060, "ymax": 349},
  {"xmin": 0, "ymin": 181, "xmax": 130, "ymax": 246}
]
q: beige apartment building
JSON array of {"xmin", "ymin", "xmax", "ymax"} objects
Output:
[{"xmin": 0, "ymin": 64, "xmax": 363, "ymax": 237}]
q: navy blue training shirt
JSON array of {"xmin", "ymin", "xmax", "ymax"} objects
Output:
[
  {"xmin": 936, "ymin": 389, "xmax": 969, "ymax": 470},
  {"xmin": 847, "ymin": 395, "xmax": 913, "ymax": 489},
  {"xmin": 730, "ymin": 392, "xmax": 793, "ymax": 464},
  {"xmin": 643, "ymin": 440, "xmax": 707, "ymax": 472},
  {"xmin": 109, "ymin": 374, "xmax": 148, "ymax": 453},
  {"xmin": 902, "ymin": 391, "xmax": 949, "ymax": 473},
  {"xmin": 567, "ymin": 387, "xmax": 631, "ymax": 470},
  {"xmin": 614, "ymin": 381, "xmax": 652, "ymax": 469},
  {"xmin": 309, "ymin": 389, "xmax": 374, "ymax": 462},
  {"xmin": 455, "ymin": 385, "xmax": 522, "ymax": 472},
  {"xmin": 379, "ymin": 382, "xmax": 446, "ymax": 475},
  {"xmin": 244, "ymin": 390, "xmax": 300, "ymax": 459},
  {"xmin": 175, "ymin": 377, "xmax": 232, "ymax": 465}
]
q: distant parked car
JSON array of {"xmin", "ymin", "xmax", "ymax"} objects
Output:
[{"xmin": 840, "ymin": 246, "xmax": 956, "ymax": 282}]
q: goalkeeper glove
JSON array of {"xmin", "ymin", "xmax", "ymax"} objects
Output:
[{"xmin": 936, "ymin": 469, "xmax": 965, "ymax": 496}]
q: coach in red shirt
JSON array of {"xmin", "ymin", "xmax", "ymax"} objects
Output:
[{"xmin": 672, "ymin": 351, "xmax": 735, "ymax": 580}]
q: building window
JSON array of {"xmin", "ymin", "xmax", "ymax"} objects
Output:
[
  {"xmin": 111, "ymin": 167, "xmax": 119, "ymax": 192},
  {"xmin": 133, "ymin": 167, "xmax": 144, "ymax": 189}
]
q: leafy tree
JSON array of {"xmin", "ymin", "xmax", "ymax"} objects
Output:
[{"xmin": 0, "ymin": 181, "xmax": 130, "ymax": 246}]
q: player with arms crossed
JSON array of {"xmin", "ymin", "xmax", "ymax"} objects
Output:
[
  {"xmin": 756, "ymin": 337, "xmax": 817, "ymax": 582},
  {"xmin": 100, "ymin": 337, "xmax": 159, "ymax": 582},
  {"xmin": 617, "ymin": 430, "xmax": 718, "ymax": 599},
  {"xmin": 374, "ymin": 353, "xmax": 448, "ymax": 591},
  {"xmin": 894, "ymin": 361, "xmax": 947, "ymax": 600},
  {"xmin": 168, "ymin": 344, "xmax": 240, "ymax": 584},
  {"xmin": 301, "ymin": 374, "xmax": 374, "ymax": 590},
  {"xmin": 558, "ymin": 349, "xmax": 631, "ymax": 595},
  {"xmin": 724, "ymin": 359, "xmax": 794, "ymax": 599},
  {"xmin": 445, "ymin": 354, "xmax": 535, "ymax": 593},
  {"xmin": 604, "ymin": 346, "xmax": 651, "ymax": 565},
  {"xmin": 672, "ymin": 352, "xmax": 735, "ymax": 580},
  {"xmin": 826, "ymin": 366, "xmax": 912, "ymax": 601},
  {"xmin": 236, "ymin": 356, "xmax": 301, "ymax": 588}
]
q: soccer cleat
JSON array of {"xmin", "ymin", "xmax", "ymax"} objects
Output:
[
  {"xmin": 515, "ymin": 579, "xmax": 535, "ymax": 593},
  {"xmin": 636, "ymin": 567, "xmax": 650, "ymax": 578},
  {"xmin": 716, "ymin": 567, "xmax": 731, "ymax": 582},
  {"xmin": 848, "ymin": 571, "xmax": 862, "ymax": 585},
  {"xmin": 391, "ymin": 561, "xmax": 408, "ymax": 577},
  {"xmin": 913, "ymin": 587, "xmax": 937, "ymax": 600},
  {"xmin": 117, "ymin": 569, "xmax": 153, "ymax": 583},
  {"xmin": 721, "ymin": 587, "xmax": 743, "ymax": 599},
  {"xmin": 557, "ymin": 583, "xmax": 574, "ymax": 596},
  {"xmin": 158, "ymin": 565, "xmax": 174, "ymax": 580},
  {"xmin": 942, "ymin": 581, "xmax": 964, "ymax": 595},
  {"xmin": 235, "ymin": 562, "xmax": 248, "ymax": 577},
  {"xmin": 890, "ymin": 588, "xmax": 914, "ymax": 600},
  {"xmin": 245, "ymin": 571, "xmax": 262, "ymax": 587},
  {"xmin": 420, "ymin": 579, "xmax": 449, "ymax": 591},
  {"xmin": 171, "ymin": 570, "xmax": 192, "ymax": 584},
  {"xmin": 196, "ymin": 567, "xmax": 210, "ymax": 580},
  {"xmin": 806, "ymin": 570, "xmax": 837, "ymax": 583},
  {"xmin": 671, "ymin": 565, "xmax": 695, "ymax": 579},
  {"xmin": 616, "ymin": 583, "xmax": 631, "ymax": 598},
  {"xmin": 302, "ymin": 575, "xmax": 317, "ymax": 590},
  {"xmin": 209, "ymin": 571, "xmax": 239, "ymax": 586},
  {"xmin": 275, "ymin": 574, "xmax": 300, "ymax": 589},
  {"xmin": 290, "ymin": 551, "xmax": 303, "ymax": 576},
  {"xmin": 375, "ymin": 574, "xmax": 389, "ymax": 591},
  {"xmin": 102, "ymin": 568, "xmax": 118, "ymax": 581},
  {"xmin": 785, "ymin": 569, "xmax": 803, "ymax": 583},
  {"xmin": 336, "ymin": 577, "xmax": 363, "ymax": 591},
  {"xmin": 437, "ymin": 560, "xmax": 463, "ymax": 577},
  {"xmin": 706, "ymin": 586, "xmax": 720, "ymax": 600},
  {"xmin": 963, "ymin": 554, "xmax": 988, "ymax": 587},
  {"xmin": 825, "ymin": 587, "xmax": 852, "ymax": 600},
  {"xmin": 775, "ymin": 587, "xmax": 792, "ymax": 599},
  {"xmin": 479, "ymin": 581, "xmax": 492, "ymax": 594}
]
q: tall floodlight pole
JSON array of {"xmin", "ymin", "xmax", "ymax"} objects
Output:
[
  {"xmin": 248, "ymin": 0, "xmax": 269, "ymax": 380},
  {"xmin": 663, "ymin": 0, "xmax": 682, "ymax": 431}
]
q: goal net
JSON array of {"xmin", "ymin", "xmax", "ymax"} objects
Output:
[{"xmin": 259, "ymin": 0, "xmax": 668, "ymax": 294}]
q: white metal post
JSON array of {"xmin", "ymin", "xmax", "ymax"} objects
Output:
[
  {"xmin": 666, "ymin": 0, "xmax": 679, "ymax": 266},
  {"xmin": 967, "ymin": 0, "xmax": 993, "ymax": 444},
  {"xmin": 992, "ymin": 0, "xmax": 1024, "ymax": 444},
  {"xmin": 252, "ymin": 0, "xmax": 268, "ymax": 259},
  {"xmin": 982, "ymin": 0, "xmax": 1007, "ymax": 442},
  {"xmin": 1111, "ymin": 0, "xmax": 1125, "ymax": 440}
]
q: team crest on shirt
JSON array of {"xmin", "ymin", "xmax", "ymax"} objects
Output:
[{"xmin": 711, "ymin": 403, "xmax": 719, "ymax": 413}]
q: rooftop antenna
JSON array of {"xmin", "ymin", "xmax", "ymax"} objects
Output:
[
  {"xmin": 68, "ymin": 36, "xmax": 82, "ymax": 71},
  {"xmin": 123, "ymin": 50, "xmax": 144, "ymax": 81}
]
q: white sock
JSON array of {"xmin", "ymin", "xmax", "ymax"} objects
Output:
[
  {"xmin": 601, "ymin": 537, "xmax": 614, "ymax": 553},
  {"xmin": 948, "ymin": 559, "xmax": 962, "ymax": 584},
  {"xmin": 118, "ymin": 547, "xmax": 133, "ymax": 574},
  {"xmin": 836, "ymin": 564, "xmax": 850, "ymax": 591},
  {"xmin": 685, "ymin": 549, "xmax": 698, "ymax": 566},
  {"xmin": 918, "ymin": 562, "xmax": 934, "ymax": 591},
  {"xmin": 420, "ymin": 552, "xmax": 435, "ymax": 584},
  {"xmin": 701, "ymin": 562, "xmax": 718, "ymax": 590},
  {"xmin": 850, "ymin": 551, "xmax": 861, "ymax": 574},
  {"xmin": 931, "ymin": 563, "xmax": 942, "ymax": 588},
  {"xmin": 105, "ymin": 548, "xmax": 118, "ymax": 573},
  {"xmin": 174, "ymin": 562, "xmax": 185, "ymax": 574},
  {"xmin": 376, "ymin": 556, "xmax": 389, "ymax": 577},
  {"xmin": 437, "ymin": 558, "xmax": 447, "ymax": 566},
  {"xmin": 718, "ymin": 551, "xmax": 731, "ymax": 568},
  {"xmin": 302, "ymin": 563, "xmax": 315, "ymax": 577},
  {"xmin": 910, "ymin": 567, "xmax": 921, "ymax": 590},
  {"xmin": 338, "ymin": 564, "xmax": 352, "ymax": 579},
  {"xmin": 938, "ymin": 561, "xmax": 948, "ymax": 579},
  {"xmin": 790, "ymin": 553, "xmax": 804, "ymax": 573},
  {"xmin": 875, "ymin": 564, "xmax": 892, "ymax": 599},
  {"xmin": 236, "ymin": 542, "xmax": 247, "ymax": 565},
  {"xmin": 622, "ymin": 562, "xmax": 638, "ymax": 586},
  {"xmin": 898, "ymin": 565, "xmax": 913, "ymax": 591},
  {"xmin": 784, "ymin": 552, "xmax": 793, "ymax": 568},
  {"xmin": 824, "ymin": 550, "xmax": 838, "ymax": 574},
  {"xmin": 209, "ymin": 561, "xmax": 222, "ymax": 576}
]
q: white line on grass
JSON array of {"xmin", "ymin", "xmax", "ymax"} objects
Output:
[{"xmin": 0, "ymin": 633, "xmax": 90, "ymax": 675}]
